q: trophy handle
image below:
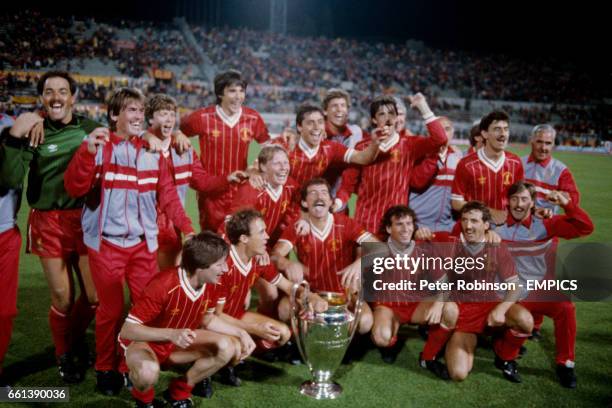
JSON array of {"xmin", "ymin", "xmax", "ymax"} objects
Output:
[{"xmin": 290, "ymin": 280, "xmax": 310, "ymax": 365}]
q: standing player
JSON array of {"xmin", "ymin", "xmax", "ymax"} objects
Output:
[
  {"xmin": 494, "ymin": 181, "xmax": 593, "ymax": 388},
  {"xmin": 337, "ymin": 94, "xmax": 447, "ymax": 235},
  {"xmin": 451, "ymin": 111, "xmax": 524, "ymax": 225},
  {"xmin": 64, "ymin": 88, "xmax": 194, "ymax": 395},
  {"xmin": 145, "ymin": 94, "xmax": 245, "ymax": 269},
  {"xmin": 0, "ymin": 71, "xmax": 99, "ymax": 383},
  {"xmin": 409, "ymin": 116, "xmax": 463, "ymax": 237},
  {"xmin": 445, "ymin": 201, "xmax": 533, "ymax": 382},
  {"xmin": 370, "ymin": 205, "xmax": 458, "ymax": 379},
  {"xmin": 272, "ymin": 178, "xmax": 377, "ymax": 334},
  {"xmin": 321, "ymin": 88, "xmax": 368, "ymax": 199},
  {"xmin": 522, "ymin": 124, "xmax": 580, "ymax": 213},
  {"xmin": 120, "ymin": 232, "xmax": 255, "ymax": 408},
  {"xmin": 179, "ymin": 69, "xmax": 271, "ymax": 231},
  {"xmin": 0, "ymin": 116, "xmax": 21, "ymax": 387},
  {"xmin": 289, "ymin": 103, "xmax": 381, "ymax": 190}
]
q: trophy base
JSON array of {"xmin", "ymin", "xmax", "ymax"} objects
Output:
[{"xmin": 300, "ymin": 381, "xmax": 342, "ymax": 399}]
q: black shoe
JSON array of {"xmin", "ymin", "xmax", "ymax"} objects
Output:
[
  {"xmin": 518, "ymin": 345, "xmax": 528, "ymax": 359},
  {"xmin": 163, "ymin": 390, "xmax": 193, "ymax": 408},
  {"xmin": 0, "ymin": 372, "xmax": 10, "ymax": 388},
  {"xmin": 134, "ymin": 400, "xmax": 154, "ymax": 408},
  {"xmin": 124, "ymin": 372, "xmax": 133, "ymax": 391},
  {"xmin": 58, "ymin": 353, "xmax": 84, "ymax": 384},
  {"xmin": 556, "ymin": 364, "xmax": 577, "ymax": 388},
  {"xmin": 494, "ymin": 356, "xmax": 522, "ymax": 383},
  {"xmin": 419, "ymin": 353, "xmax": 450, "ymax": 380},
  {"xmin": 380, "ymin": 346, "xmax": 399, "ymax": 364},
  {"xmin": 74, "ymin": 342, "xmax": 96, "ymax": 369},
  {"xmin": 529, "ymin": 328, "xmax": 542, "ymax": 342},
  {"xmin": 280, "ymin": 341, "xmax": 302, "ymax": 365},
  {"xmin": 95, "ymin": 370, "xmax": 123, "ymax": 396},
  {"xmin": 219, "ymin": 366, "xmax": 241, "ymax": 387},
  {"xmin": 192, "ymin": 377, "xmax": 213, "ymax": 398},
  {"xmin": 417, "ymin": 325, "xmax": 429, "ymax": 341}
]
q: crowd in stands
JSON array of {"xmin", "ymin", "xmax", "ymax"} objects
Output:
[{"xmin": 0, "ymin": 12, "xmax": 605, "ymax": 142}]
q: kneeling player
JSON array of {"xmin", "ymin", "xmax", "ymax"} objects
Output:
[
  {"xmin": 120, "ymin": 232, "xmax": 255, "ymax": 408},
  {"xmin": 445, "ymin": 201, "xmax": 533, "ymax": 382},
  {"xmin": 370, "ymin": 206, "xmax": 458, "ymax": 379}
]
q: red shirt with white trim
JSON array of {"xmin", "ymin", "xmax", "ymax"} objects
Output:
[
  {"xmin": 278, "ymin": 213, "xmax": 373, "ymax": 293},
  {"xmin": 180, "ymin": 105, "xmax": 270, "ymax": 176},
  {"xmin": 125, "ymin": 267, "xmax": 224, "ymax": 330},
  {"xmin": 289, "ymin": 139, "xmax": 354, "ymax": 187},
  {"xmin": 219, "ymin": 245, "xmax": 281, "ymax": 318},
  {"xmin": 452, "ymin": 149, "xmax": 524, "ymax": 211}
]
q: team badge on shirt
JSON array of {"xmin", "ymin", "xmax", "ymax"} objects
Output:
[
  {"xmin": 212, "ymin": 129, "xmax": 221, "ymax": 138},
  {"xmin": 503, "ymin": 171, "xmax": 513, "ymax": 185},
  {"xmin": 240, "ymin": 128, "xmax": 251, "ymax": 142}
]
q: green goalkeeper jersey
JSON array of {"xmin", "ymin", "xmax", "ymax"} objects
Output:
[{"xmin": 0, "ymin": 115, "xmax": 100, "ymax": 210}]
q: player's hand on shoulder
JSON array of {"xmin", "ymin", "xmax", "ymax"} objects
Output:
[
  {"xmin": 9, "ymin": 112, "xmax": 44, "ymax": 140},
  {"xmin": 227, "ymin": 170, "xmax": 249, "ymax": 184},
  {"xmin": 546, "ymin": 190, "xmax": 570, "ymax": 207},
  {"xmin": 255, "ymin": 251, "xmax": 271, "ymax": 266},
  {"xmin": 87, "ymin": 127, "xmax": 110, "ymax": 154},
  {"xmin": 172, "ymin": 129, "xmax": 191, "ymax": 154},
  {"xmin": 170, "ymin": 328, "xmax": 196, "ymax": 348},
  {"xmin": 534, "ymin": 207, "xmax": 553, "ymax": 219},
  {"xmin": 27, "ymin": 120, "xmax": 45, "ymax": 147},
  {"xmin": 490, "ymin": 209, "xmax": 508, "ymax": 225},
  {"xmin": 247, "ymin": 169, "xmax": 265, "ymax": 190},
  {"xmin": 415, "ymin": 227, "xmax": 434, "ymax": 241},
  {"xmin": 484, "ymin": 230, "xmax": 502, "ymax": 244},
  {"xmin": 295, "ymin": 219, "xmax": 311, "ymax": 236}
]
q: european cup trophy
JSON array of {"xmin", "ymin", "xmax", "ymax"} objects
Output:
[{"xmin": 290, "ymin": 281, "xmax": 362, "ymax": 399}]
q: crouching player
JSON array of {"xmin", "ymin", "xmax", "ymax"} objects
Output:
[
  {"xmin": 120, "ymin": 232, "xmax": 255, "ymax": 408},
  {"xmin": 370, "ymin": 206, "xmax": 458, "ymax": 380},
  {"xmin": 446, "ymin": 201, "xmax": 533, "ymax": 382}
]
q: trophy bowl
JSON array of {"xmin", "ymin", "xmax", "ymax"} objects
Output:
[{"xmin": 290, "ymin": 283, "xmax": 362, "ymax": 399}]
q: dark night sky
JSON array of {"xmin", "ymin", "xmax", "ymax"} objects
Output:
[{"xmin": 7, "ymin": 0, "xmax": 608, "ymax": 67}]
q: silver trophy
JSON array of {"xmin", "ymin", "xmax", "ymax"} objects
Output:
[{"xmin": 290, "ymin": 281, "xmax": 362, "ymax": 399}]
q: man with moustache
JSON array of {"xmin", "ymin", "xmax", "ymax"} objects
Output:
[
  {"xmin": 0, "ymin": 71, "xmax": 100, "ymax": 383},
  {"xmin": 451, "ymin": 111, "xmax": 524, "ymax": 225}
]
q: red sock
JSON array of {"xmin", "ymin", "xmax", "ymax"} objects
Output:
[
  {"xmin": 49, "ymin": 306, "xmax": 70, "ymax": 357},
  {"xmin": 69, "ymin": 295, "xmax": 97, "ymax": 346},
  {"xmin": 421, "ymin": 325, "xmax": 451, "ymax": 360},
  {"xmin": 255, "ymin": 338, "xmax": 279, "ymax": 353},
  {"xmin": 494, "ymin": 328, "xmax": 529, "ymax": 361},
  {"xmin": 131, "ymin": 387, "xmax": 154, "ymax": 404},
  {"xmin": 0, "ymin": 316, "xmax": 15, "ymax": 366},
  {"xmin": 169, "ymin": 377, "xmax": 193, "ymax": 401}
]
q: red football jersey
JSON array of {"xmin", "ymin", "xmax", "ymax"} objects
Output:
[
  {"xmin": 227, "ymin": 179, "xmax": 300, "ymax": 243},
  {"xmin": 125, "ymin": 267, "xmax": 224, "ymax": 330},
  {"xmin": 452, "ymin": 149, "xmax": 524, "ymax": 211},
  {"xmin": 337, "ymin": 119, "xmax": 447, "ymax": 235},
  {"xmin": 279, "ymin": 213, "xmax": 373, "ymax": 293},
  {"xmin": 220, "ymin": 245, "xmax": 281, "ymax": 319},
  {"xmin": 289, "ymin": 139, "xmax": 354, "ymax": 187},
  {"xmin": 180, "ymin": 105, "xmax": 270, "ymax": 176}
]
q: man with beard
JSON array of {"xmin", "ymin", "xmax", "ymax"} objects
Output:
[
  {"xmin": 494, "ymin": 181, "xmax": 593, "ymax": 388},
  {"xmin": 64, "ymin": 88, "xmax": 194, "ymax": 395},
  {"xmin": 0, "ymin": 71, "xmax": 99, "ymax": 383},
  {"xmin": 451, "ymin": 111, "xmax": 524, "ymax": 225}
]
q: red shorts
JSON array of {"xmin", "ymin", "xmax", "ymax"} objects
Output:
[
  {"xmin": 456, "ymin": 302, "xmax": 498, "ymax": 334},
  {"xmin": 0, "ymin": 227, "xmax": 21, "ymax": 317},
  {"xmin": 374, "ymin": 302, "xmax": 419, "ymax": 324},
  {"xmin": 197, "ymin": 189, "xmax": 232, "ymax": 232},
  {"xmin": 119, "ymin": 336, "xmax": 176, "ymax": 367},
  {"xmin": 157, "ymin": 213, "xmax": 182, "ymax": 253},
  {"xmin": 27, "ymin": 208, "xmax": 86, "ymax": 258}
]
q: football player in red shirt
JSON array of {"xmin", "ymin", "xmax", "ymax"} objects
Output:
[{"xmin": 119, "ymin": 232, "xmax": 255, "ymax": 408}]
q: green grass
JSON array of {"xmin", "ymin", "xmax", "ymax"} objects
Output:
[{"xmin": 3, "ymin": 145, "xmax": 612, "ymax": 407}]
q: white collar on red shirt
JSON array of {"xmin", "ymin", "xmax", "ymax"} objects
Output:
[
  {"xmin": 298, "ymin": 137, "xmax": 320, "ymax": 160},
  {"xmin": 477, "ymin": 148, "xmax": 506, "ymax": 173},
  {"xmin": 378, "ymin": 131, "xmax": 400, "ymax": 153},
  {"xmin": 216, "ymin": 105, "xmax": 242, "ymax": 128},
  {"xmin": 265, "ymin": 182, "xmax": 283, "ymax": 202},
  {"xmin": 459, "ymin": 233, "xmax": 486, "ymax": 256},
  {"xmin": 310, "ymin": 213, "xmax": 333, "ymax": 242},
  {"xmin": 179, "ymin": 267, "xmax": 206, "ymax": 302},
  {"xmin": 230, "ymin": 245, "xmax": 253, "ymax": 277},
  {"xmin": 388, "ymin": 238, "xmax": 415, "ymax": 257}
]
